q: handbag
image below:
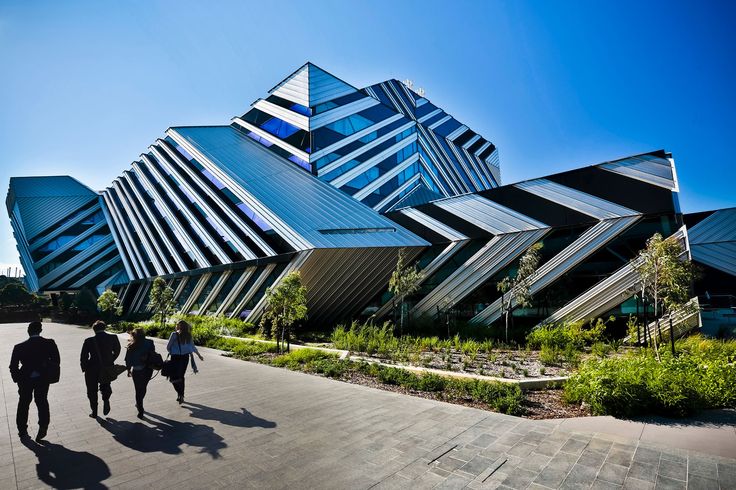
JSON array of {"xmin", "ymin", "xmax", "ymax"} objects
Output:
[
  {"xmin": 146, "ymin": 350, "xmax": 164, "ymax": 371},
  {"xmin": 93, "ymin": 337, "xmax": 126, "ymax": 384},
  {"xmin": 161, "ymin": 355, "xmax": 173, "ymax": 377},
  {"xmin": 46, "ymin": 362, "xmax": 61, "ymax": 384}
]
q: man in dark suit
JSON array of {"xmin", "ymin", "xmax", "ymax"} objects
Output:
[
  {"xmin": 9, "ymin": 321, "xmax": 61, "ymax": 441},
  {"xmin": 80, "ymin": 320, "xmax": 121, "ymax": 418}
]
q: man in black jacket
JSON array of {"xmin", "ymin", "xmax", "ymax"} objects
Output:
[
  {"xmin": 9, "ymin": 321, "xmax": 61, "ymax": 441},
  {"xmin": 80, "ymin": 320, "xmax": 121, "ymax": 418}
]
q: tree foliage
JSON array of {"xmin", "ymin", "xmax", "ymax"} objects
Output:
[
  {"xmin": 260, "ymin": 271, "xmax": 308, "ymax": 353},
  {"xmin": 388, "ymin": 248, "xmax": 423, "ymax": 335},
  {"xmin": 148, "ymin": 277, "xmax": 175, "ymax": 330},
  {"xmin": 497, "ymin": 242, "xmax": 543, "ymax": 343},
  {"xmin": 634, "ymin": 232, "xmax": 694, "ymax": 358},
  {"xmin": 0, "ymin": 282, "xmax": 37, "ymax": 307},
  {"xmin": 97, "ymin": 289, "xmax": 122, "ymax": 321}
]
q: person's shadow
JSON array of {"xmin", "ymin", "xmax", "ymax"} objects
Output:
[
  {"xmin": 181, "ymin": 401, "xmax": 277, "ymax": 429},
  {"xmin": 21, "ymin": 439, "xmax": 111, "ymax": 489},
  {"xmin": 98, "ymin": 413, "xmax": 227, "ymax": 459}
]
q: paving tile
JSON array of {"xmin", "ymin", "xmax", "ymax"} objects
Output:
[
  {"xmin": 561, "ymin": 438, "xmax": 589, "ymax": 455},
  {"xmin": 0, "ymin": 323, "xmax": 734, "ymax": 490},
  {"xmin": 578, "ymin": 449, "xmax": 608, "ymax": 470},
  {"xmin": 656, "ymin": 458, "xmax": 686, "ymax": 482},
  {"xmin": 622, "ymin": 477, "xmax": 655, "ymax": 490},
  {"xmin": 500, "ymin": 468, "xmax": 538, "ymax": 489},
  {"xmin": 627, "ymin": 461, "xmax": 657, "ymax": 483},
  {"xmin": 597, "ymin": 463, "xmax": 629, "ymax": 486},
  {"xmin": 435, "ymin": 473, "xmax": 473, "ymax": 489},
  {"xmin": 653, "ymin": 475, "xmax": 686, "ymax": 490},
  {"xmin": 633, "ymin": 447, "xmax": 661, "ymax": 466},
  {"xmin": 519, "ymin": 452, "xmax": 552, "ymax": 473},
  {"xmin": 561, "ymin": 463, "xmax": 598, "ymax": 489},
  {"xmin": 685, "ymin": 474, "xmax": 719, "ymax": 490},
  {"xmin": 688, "ymin": 454, "xmax": 720, "ymax": 479},
  {"xmin": 591, "ymin": 479, "xmax": 622, "ymax": 490}
]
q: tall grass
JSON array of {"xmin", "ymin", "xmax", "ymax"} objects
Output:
[{"xmin": 564, "ymin": 335, "xmax": 736, "ymax": 417}]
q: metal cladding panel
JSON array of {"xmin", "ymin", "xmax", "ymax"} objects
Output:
[
  {"xmin": 469, "ymin": 216, "xmax": 641, "ymax": 325},
  {"xmin": 542, "ymin": 227, "xmax": 689, "ymax": 324},
  {"xmin": 410, "ymin": 228, "xmax": 549, "ymax": 318},
  {"xmin": 434, "ymin": 194, "xmax": 547, "ymax": 234},
  {"xmin": 297, "ymin": 246, "xmax": 424, "ymax": 325},
  {"xmin": 171, "ymin": 126, "xmax": 428, "ymax": 250},
  {"xmin": 599, "ymin": 154, "xmax": 676, "ymax": 190},
  {"xmin": 691, "ymin": 243, "xmax": 736, "ymax": 277},
  {"xmin": 12, "ymin": 194, "xmax": 98, "ymax": 241},
  {"xmin": 269, "ymin": 62, "xmax": 357, "ymax": 108},
  {"xmin": 687, "ymin": 207, "xmax": 736, "ymax": 245},
  {"xmin": 307, "ymin": 64, "xmax": 358, "ymax": 107},
  {"xmin": 515, "ymin": 179, "xmax": 638, "ymax": 220}
]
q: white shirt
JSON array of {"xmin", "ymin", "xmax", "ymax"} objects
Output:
[{"xmin": 166, "ymin": 332, "xmax": 200, "ymax": 355}]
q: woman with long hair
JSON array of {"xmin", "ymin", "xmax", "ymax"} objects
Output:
[
  {"xmin": 166, "ymin": 320, "xmax": 204, "ymax": 403},
  {"xmin": 124, "ymin": 328, "xmax": 156, "ymax": 419}
]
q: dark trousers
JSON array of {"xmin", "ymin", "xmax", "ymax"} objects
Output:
[
  {"xmin": 84, "ymin": 370, "xmax": 112, "ymax": 411},
  {"xmin": 131, "ymin": 368, "xmax": 153, "ymax": 411},
  {"xmin": 17, "ymin": 379, "xmax": 50, "ymax": 434},
  {"xmin": 170, "ymin": 354, "xmax": 189, "ymax": 397}
]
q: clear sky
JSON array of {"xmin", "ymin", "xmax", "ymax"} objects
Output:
[{"xmin": 1, "ymin": 0, "xmax": 734, "ymax": 270}]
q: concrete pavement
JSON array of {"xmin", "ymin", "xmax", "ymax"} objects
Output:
[{"xmin": 0, "ymin": 322, "xmax": 733, "ymax": 489}]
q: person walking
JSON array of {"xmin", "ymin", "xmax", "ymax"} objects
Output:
[
  {"xmin": 166, "ymin": 320, "xmax": 203, "ymax": 404},
  {"xmin": 9, "ymin": 321, "xmax": 60, "ymax": 441},
  {"xmin": 124, "ymin": 328, "xmax": 156, "ymax": 419},
  {"xmin": 80, "ymin": 320, "xmax": 121, "ymax": 418}
]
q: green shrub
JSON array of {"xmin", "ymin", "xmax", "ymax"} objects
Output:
[
  {"xmin": 527, "ymin": 318, "xmax": 607, "ymax": 351},
  {"xmin": 564, "ymin": 336, "xmax": 736, "ymax": 417},
  {"xmin": 272, "ymin": 348, "xmax": 335, "ymax": 369},
  {"xmin": 415, "ymin": 373, "xmax": 446, "ymax": 392},
  {"xmin": 540, "ymin": 345, "xmax": 562, "ymax": 366},
  {"xmin": 206, "ymin": 337, "xmax": 277, "ymax": 358},
  {"xmin": 307, "ymin": 358, "xmax": 348, "ymax": 378},
  {"xmin": 591, "ymin": 342, "xmax": 612, "ymax": 359}
]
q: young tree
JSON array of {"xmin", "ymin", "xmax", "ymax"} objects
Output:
[
  {"xmin": 497, "ymin": 243, "xmax": 543, "ymax": 343},
  {"xmin": 148, "ymin": 277, "xmax": 175, "ymax": 331},
  {"xmin": 388, "ymin": 248, "xmax": 423, "ymax": 336},
  {"xmin": 260, "ymin": 271, "xmax": 308, "ymax": 353},
  {"xmin": 635, "ymin": 233, "xmax": 694, "ymax": 358},
  {"xmin": 97, "ymin": 289, "xmax": 122, "ymax": 323}
]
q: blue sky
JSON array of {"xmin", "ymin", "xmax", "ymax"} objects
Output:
[{"xmin": 1, "ymin": 0, "xmax": 735, "ymax": 269}]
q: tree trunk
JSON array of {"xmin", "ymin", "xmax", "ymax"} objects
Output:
[
  {"xmin": 399, "ymin": 300, "xmax": 404, "ymax": 337},
  {"xmin": 504, "ymin": 308, "xmax": 510, "ymax": 344},
  {"xmin": 669, "ymin": 315, "xmax": 676, "ymax": 357},
  {"xmin": 287, "ymin": 328, "xmax": 291, "ymax": 353},
  {"xmin": 636, "ymin": 295, "xmax": 641, "ymax": 346},
  {"xmin": 280, "ymin": 326, "xmax": 286, "ymax": 354}
]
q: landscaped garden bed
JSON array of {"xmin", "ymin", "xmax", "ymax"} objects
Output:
[{"xmin": 106, "ymin": 314, "xmax": 735, "ymax": 421}]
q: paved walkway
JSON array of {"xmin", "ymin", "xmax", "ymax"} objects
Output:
[{"xmin": 0, "ymin": 323, "xmax": 732, "ymax": 489}]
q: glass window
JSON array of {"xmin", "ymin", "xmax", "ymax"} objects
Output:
[{"xmin": 205, "ymin": 271, "xmax": 242, "ymax": 314}]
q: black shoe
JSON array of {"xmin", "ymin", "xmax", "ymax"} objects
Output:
[
  {"xmin": 89, "ymin": 410, "xmax": 98, "ymax": 418},
  {"xmin": 137, "ymin": 411, "xmax": 144, "ymax": 420},
  {"xmin": 177, "ymin": 395, "xmax": 183, "ymax": 404},
  {"xmin": 18, "ymin": 431, "xmax": 30, "ymax": 440},
  {"xmin": 35, "ymin": 426, "xmax": 47, "ymax": 442},
  {"xmin": 103, "ymin": 400, "xmax": 111, "ymax": 416}
]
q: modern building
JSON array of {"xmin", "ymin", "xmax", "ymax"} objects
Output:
[{"xmin": 6, "ymin": 63, "xmax": 736, "ymax": 332}]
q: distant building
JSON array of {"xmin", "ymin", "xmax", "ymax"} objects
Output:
[{"xmin": 6, "ymin": 63, "xmax": 735, "ymax": 332}]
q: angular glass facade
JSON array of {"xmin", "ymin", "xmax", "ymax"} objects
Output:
[{"xmin": 6, "ymin": 63, "xmax": 734, "ymax": 332}]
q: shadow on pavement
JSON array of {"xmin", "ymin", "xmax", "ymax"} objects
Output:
[
  {"xmin": 181, "ymin": 401, "xmax": 277, "ymax": 429},
  {"xmin": 98, "ymin": 413, "xmax": 226, "ymax": 459},
  {"xmin": 633, "ymin": 408, "xmax": 736, "ymax": 428},
  {"xmin": 21, "ymin": 439, "xmax": 111, "ymax": 489}
]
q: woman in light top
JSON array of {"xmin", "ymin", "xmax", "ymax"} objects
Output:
[
  {"xmin": 166, "ymin": 320, "xmax": 204, "ymax": 404},
  {"xmin": 125, "ymin": 328, "xmax": 156, "ymax": 419}
]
